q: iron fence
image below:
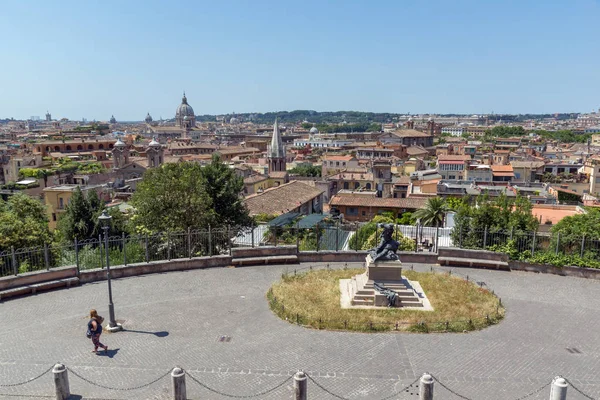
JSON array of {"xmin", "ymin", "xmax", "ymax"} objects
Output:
[{"xmin": 4, "ymin": 222, "xmax": 600, "ymax": 278}]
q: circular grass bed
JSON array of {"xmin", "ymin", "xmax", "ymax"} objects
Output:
[{"xmin": 268, "ymin": 268, "xmax": 504, "ymax": 332}]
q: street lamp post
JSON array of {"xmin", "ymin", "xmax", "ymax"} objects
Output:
[
  {"xmin": 415, "ymin": 218, "xmax": 421, "ymax": 252},
  {"xmin": 98, "ymin": 210, "xmax": 122, "ymax": 331}
]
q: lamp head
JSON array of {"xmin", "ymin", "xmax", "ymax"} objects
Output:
[{"xmin": 98, "ymin": 210, "xmax": 112, "ymax": 227}]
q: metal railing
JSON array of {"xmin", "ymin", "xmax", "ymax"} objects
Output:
[{"xmin": 3, "ymin": 222, "xmax": 600, "ymax": 278}]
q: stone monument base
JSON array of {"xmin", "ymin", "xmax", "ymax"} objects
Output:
[{"xmin": 339, "ymin": 255, "xmax": 432, "ymax": 310}]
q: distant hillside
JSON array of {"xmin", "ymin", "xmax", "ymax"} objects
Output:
[{"xmin": 194, "ymin": 110, "xmax": 580, "ymax": 125}]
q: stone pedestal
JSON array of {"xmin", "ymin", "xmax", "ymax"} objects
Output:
[
  {"xmin": 366, "ymin": 254, "xmax": 402, "ymax": 281},
  {"xmin": 342, "ymin": 255, "xmax": 428, "ymax": 308}
]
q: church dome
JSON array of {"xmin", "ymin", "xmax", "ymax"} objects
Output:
[
  {"xmin": 114, "ymin": 138, "xmax": 126, "ymax": 148},
  {"xmin": 148, "ymin": 137, "xmax": 160, "ymax": 147},
  {"xmin": 145, "ymin": 113, "xmax": 153, "ymax": 123},
  {"xmin": 310, "ymin": 127, "xmax": 319, "ymax": 134},
  {"xmin": 176, "ymin": 93, "xmax": 195, "ymax": 118}
]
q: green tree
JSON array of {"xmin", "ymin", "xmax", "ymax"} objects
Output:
[
  {"xmin": 413, "ymin": 197, "xmax": 450, "ymax": 228},
  {"xmin": 551, "ymin": 208, "xmax": 600, "ymax": 254},
  {"xmin": 57, "ymin": 188, "xmax": 123, "ymax": 241},
  {"xmin": 57, "ymin": 188, "xmax": 96, "ymax": 241},
  {"xmin": 201, "ymin": 154, "xmax": 253, "ymax": 228},
  {"xmin": 131, "ymin": 162, "xmax": 214, "ymax": 233},
  {"xmin": 396, "ymin": 212, "xmax": 416, "ymax": 225},
  {"xmin": 451, "ymin": 193, "xmax": 539, "ymax": 248},
  {"xmin": 288, "ymin": 165, "xmax": 322, "ymax": 177},
  {"xmin": 38, "ymin": 169, "xmax": 52, "ymax": 187},
  {"xmin": 0, "ymin": 194, "xmax": 51, "ymax": 251}
]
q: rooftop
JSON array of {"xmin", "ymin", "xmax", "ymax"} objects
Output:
[
  {"xmin": 330, "ymin": 193, "xmax": 427, "ymax": 209},
  {"xmin": 243, "ymin": 181, "xmax": 324, "ymax": 216}
]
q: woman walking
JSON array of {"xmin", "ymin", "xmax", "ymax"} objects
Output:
[{"xmin": 88, "ymin": 309, "xmax": 108, "ymax": 353}]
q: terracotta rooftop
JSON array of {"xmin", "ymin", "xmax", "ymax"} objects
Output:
[
  {"xmin": 244, "ymin": 174, "xmax": 269, "ymax": 184},
  {"xmin": 330, "ymin": 193, "xmax": 427, "ymax": 209},
  {"xmin": 243, "ymin": 181, "xmax": 324, "ymax": 216},
  {"xmin": 322, "ymin": 155, "xmax": 355, "ymax": 161},
  {"xmin": 269, "ymin": 171, "xmax": 289, "ymax": 178},
  {"xmin": 490, "ymin": 165, "xmax": 514, "ymax": 172},
  {"xmin": 531, "ymin": 204, "xmax": 584, "ymax": 225},
  {"xmin": 438, "ymin": 155, "xmax": 471, "ymax": 161},
  {"xmin": 406, "ymin": 146, "xmax": 429, "ymax": 155}
]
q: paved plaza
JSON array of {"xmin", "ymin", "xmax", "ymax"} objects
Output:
[{"xmin": 1, "ymin": 262, "xmax": 600, "ymax": 399}]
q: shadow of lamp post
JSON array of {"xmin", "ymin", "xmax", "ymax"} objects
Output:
[{"xmin": 98, "ymin": 210, "xmax": 122, "ymax": 332}]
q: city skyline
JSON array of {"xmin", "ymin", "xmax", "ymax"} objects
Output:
[{"xmin": 1, "ymin": 0, "xmax": 599, "ymax": 120}]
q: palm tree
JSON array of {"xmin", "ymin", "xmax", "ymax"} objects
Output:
[
  {"xmin": 413, "ymin": 197, "xmax": 450, "ymax": 228},
  {"xmin": 37, "ymin": 169, "xmax": 52, "ymax": 188}
]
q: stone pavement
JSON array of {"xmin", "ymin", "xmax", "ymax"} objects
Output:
[{"xmin": 1, "ymin": 262, "xmax": 600, "ymax": 399}]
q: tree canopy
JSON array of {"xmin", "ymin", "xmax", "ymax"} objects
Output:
[
  {"xmin": 288, "ymin": 165, "xmax": 322, "ymax": 177},
  {"xmin": 0, "ymin": 194, "xmax": 51, "ymax": 251},
  {"xmin": 552, "ymin": 208, "xmax": 600, "ymax": 243},
  {"xmin": 131, "ymin": 156, "xmax": 252, "ymax": 233},
  {"xmin": 201, "ymin": 154, "xmax": 253, "ymax": 228},
  {"xmin": 451, "ymin": 193, "xmax": 539, "ymax": 247},
  {"xmin": 413, "ymin": 198, "xmax": 450, "ymax": 227},
  {"xmin": 57, "ymin": 188, "xmax": 126, "ymax": 241}
]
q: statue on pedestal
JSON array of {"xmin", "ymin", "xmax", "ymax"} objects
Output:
[{"xmin": 368, "ymin": 224, "xmax": 400, "ymax": 262}]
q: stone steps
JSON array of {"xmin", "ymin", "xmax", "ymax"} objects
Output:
[{"xmin": 352, "ymin": 298, "xmax": 374, "ymax": 306}]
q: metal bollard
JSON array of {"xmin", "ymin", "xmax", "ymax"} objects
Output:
[
  {"xmin": 52, "ymin": 363, "xmax": 70, "ymax": 400},
  {"xmin": 171, "ymin": 367, "xmax": 186, "ymax": 400},
  {"xmin": 549, "ymin": 376, "xmax": 567, "ymax": 400},
  {"xmin": 294, "ymin": 371, "xmax": 307, "ymax": 400},
  {"xmin": 419, "ymin": 373, "xmax": 434, "ymax": 400}
]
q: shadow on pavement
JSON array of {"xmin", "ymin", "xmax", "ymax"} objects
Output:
[
  {"xmin": 95, "ymin": 348, "xmax": 120, "ymax": 358},
  {"xmin": 122, "ymin": 329, "xmax": 169, "ymax": 338}
]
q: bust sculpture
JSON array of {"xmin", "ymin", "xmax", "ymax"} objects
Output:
[{"xmin": 368, "ymin": 223, "xmax": 400, "ymax": 262}]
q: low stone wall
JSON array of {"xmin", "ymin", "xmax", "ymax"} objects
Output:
[
  {"xmin": 5, "ymin": 251, "xmax": 600, "ymax": 298},
  {"xmin": 232, "ymin": 246, "xmax": 297, "ymax": 258},
  {"xmin": 79, "ymin": 255, "xmax": 232, "ymax": 284},
  {"xmin": 438, "ymin": 247, "xmax": 508, "ymax": 262},
  {"xmin": 398, "ymin": 252, "xmax": 439, "ymax": 265},
  {"xmin": 297, "ymin": 251, "xmax": 438, "ymax": 265},
  {"xmin": 0, "ymin": 266, "xmax": 78, "ymax": 291},
  {"xmin": 509, "ymin": 260, "xmax": 600, "ymax": 280}
]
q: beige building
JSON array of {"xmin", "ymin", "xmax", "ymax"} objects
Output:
[
  {"xmin": 43, "ymin": 184, "xmax": 106, "ymax": 230},
  {"xmin": 321, "ymin": 155, "xmax": 359, "ymax": 176}
]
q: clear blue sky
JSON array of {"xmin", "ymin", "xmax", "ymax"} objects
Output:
[{"xmin": 1, "ymin": 0, "xmax": 599, "ymax": 121}]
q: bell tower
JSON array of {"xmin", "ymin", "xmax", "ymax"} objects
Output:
[
  {"xmin": 268, "ymin": 118, "xmax": 286, "ymax": 173},
  {"xmin": 112, "ymin": 138, "xmax": 129, "ymax": 169},
  {"xmin": 146, "ymin": 137, "xmax": 164, "ymax": 168}
]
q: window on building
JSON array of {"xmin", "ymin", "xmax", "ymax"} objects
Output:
[
  {"xmin": 336, "ymin": 162, "xmax": 339, "ymax": 166},
  {"xmin": 52, "ymin": 213, "xmax": 56, "ymax": 221},
  {"xmin": 59, "ymin": 198, "xmax": 64, "ymax": 209},
  {"xmin": 347, "ymin": 207, "xmax": 358, "ymax": 215},
  {"xmin": 362, "ymin": 210, "xmax": 366, "ymax": 216},
  {"xmin": 343, "ymin": 182, "xmax": 349, "ymax": 189}
]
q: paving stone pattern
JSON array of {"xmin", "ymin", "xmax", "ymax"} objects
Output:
[{"xmin": 1, "ymin": 262, "xmax": 600, "ymax": 399}]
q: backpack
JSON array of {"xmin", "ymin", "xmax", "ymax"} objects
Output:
[{"xmin": 86, "ymin": 316, "xmax": 102, "ymax": 338}]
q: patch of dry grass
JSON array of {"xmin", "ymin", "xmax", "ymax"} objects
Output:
[{"xmin": 268, "ymin": 268, "xmax": 504, "ymax": 332}]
